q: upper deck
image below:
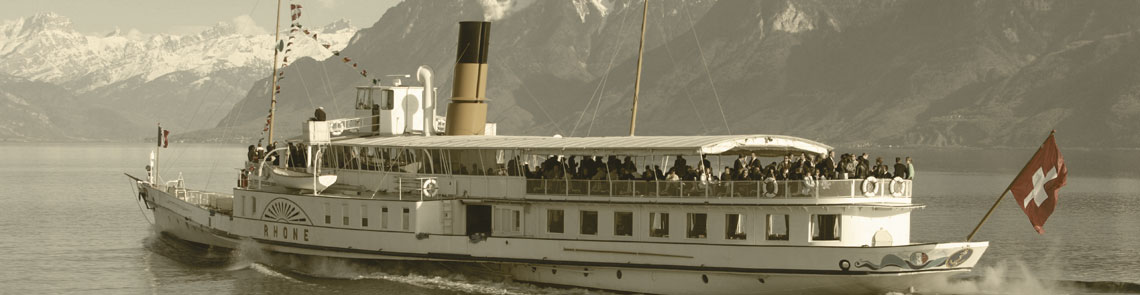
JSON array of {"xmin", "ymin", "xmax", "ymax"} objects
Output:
[{"xmin": 266, "ymin": 126, "xmax": 912, "ymax": 206}]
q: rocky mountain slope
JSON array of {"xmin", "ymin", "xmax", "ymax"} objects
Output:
[
  {"xmin": 159, "ymin": 1, "xmax": 1140, "ymax": 148},
  {"xmin": 0, "ymin": 13, "xmax": 356, "ymax": 140}
]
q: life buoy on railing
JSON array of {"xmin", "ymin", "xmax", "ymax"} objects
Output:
[
  {"xmin": 762, "ymin": 177, "xmax": 779, "ymax": 198},
  {"xmin": 861, "ymin": 176, "xmax": 879, "ymax": 197},
  {"xmin": 421, "ymin": 178, "xmax": 439, "ymax": 198},
  {"xmin": 889, "ymin": 177, "xmax": 905, "ymax": 197},
  {"xmin": 801, "ymin": 175, "xmax": 816, "ymax": 195}
]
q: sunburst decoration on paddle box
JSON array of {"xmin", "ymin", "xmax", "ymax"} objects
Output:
[{"xmin": 261, "ymin": 198, "xmax": 313, "ymax": 225}]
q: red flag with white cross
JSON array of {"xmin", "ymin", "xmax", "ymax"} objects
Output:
[{"xmin": 1008, "ymin": 132, "xmax": 1067, "ymax": 234}]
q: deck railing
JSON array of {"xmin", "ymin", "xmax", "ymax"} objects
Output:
[{"xmin": 524, "ymin": 178, "xmax": 910, "ymax": 199}]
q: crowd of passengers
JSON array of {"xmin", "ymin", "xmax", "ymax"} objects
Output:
[{"xmin": 514, "ymin": 151, "xmax": 915, "ymax": 183}]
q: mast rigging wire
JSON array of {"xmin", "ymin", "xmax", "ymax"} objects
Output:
[{"xmin": 684, "ymin": 5, "xmax": 732, "ymax": 134}]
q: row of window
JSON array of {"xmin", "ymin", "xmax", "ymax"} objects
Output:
[
  {"xmin": 244, "ymin": 196, "xmax": 413, "ymax": 231},
  {"xmin": 322, "ymin": 204, "xmax": 412, "ymax": 230},
  {"xmin": 546, "ymin": 209, "xmax": 841, "ymax": 241}
]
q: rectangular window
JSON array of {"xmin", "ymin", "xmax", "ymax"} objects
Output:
[
  {"xmin": 361, "ymin": 205, "xmax": 369, "ymax": 227},
  {"xmin": 493, "ymin": 207, "xmax": 522, "ymax": 235},
  {"xmin": 342, "ymin": 204, "xmax": 349, "ymax": 226},
  {"xmin": 379, "ymin": 89, "xmax": 395, "ymax": 110},
  {"xmin": 649, "ymin": 212, "xmax": 670, "ymax": 238},
  {"xmin": 381, "ymin": 207, "xmax": 389, "ymax": 229},
  {"xmin": 767, "ymin": 214, "xmax": 790, "ymax": 241},
  {"xmin": 614, "ymin": 212, "xmax": 633, "ymax": 236},
  {"xmin": 356, "ymin": 88, "xmax": 373, "ymax": 110},
  {"xmin": 580, "ymin": 210, "xmax": 598, "ymax": 235},
  {"xmin": 687, "ymin": 213, "xmax": 707, "ymax": 239},
  {"xmin": 812, "ymin": 214, "xmax": 841, "ymax": 241},
  {"xmin": 725, "ymin": 214, "xmax": 747, "ymax": 240},
  {"xmin": 251, "ymin": 197, "xmax": 257, "ymax": 216},
  {"xmin": 240, "ymin": 196, "xmax": 246, "ymax": 217},
  {"xmin": 512, "ymin": 210, "xmax": 521, "ymax": 232},
  {"xmin": 402, "ymin": 208, "xmax": 411, "ymax": 230},
  {"xmin": 324, "ymin": 203, "xmax": 331, "ymax": 224},
  {"xmin": 547, "ymin": 209, "xmax": 565, "ymax": 233}
]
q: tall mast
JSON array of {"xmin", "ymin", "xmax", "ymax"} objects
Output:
[
  {"xmin": 267, "ymin": 0, "xmax": 283, "ymax": 144},
  {"xmin": 628, "ymin": 0, "xmax": 649, "ymax": 136}
]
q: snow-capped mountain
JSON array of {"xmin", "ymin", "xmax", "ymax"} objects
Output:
[
  {"xmin": 208, "ymin": 0, "xmax": 1140, "ymax": 148},
  {"xmin": 0, "ymin": 12, "xmax": 357, "ymax": 140}
]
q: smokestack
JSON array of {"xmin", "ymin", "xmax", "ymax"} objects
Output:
[{"xmin": 444, "ymin": 21, "xmax": 491, "ymax": 135}]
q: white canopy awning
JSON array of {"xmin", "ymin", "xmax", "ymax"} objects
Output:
[{"xmin": 333, "ymin": 134, "xmax": 831, "ymax": 157}]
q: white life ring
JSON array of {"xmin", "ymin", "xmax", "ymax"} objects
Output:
[
  {"xmin": 861, "ymin": 176, "xmax": 879, "ymax": 197},
  {"xmin": 762, "ymin": 177, "xmax": 779, "ymax": 198},
  {"xmin": 889, "ymin": 177, "xmax": 905, "ymax": 197},
  {"xmin": 421, "ymin": 179, "xmax": 439, "ymax": 197},
  {"xmin": 801, "ymin": 175, "xmax": 816, "ymax": 195}
]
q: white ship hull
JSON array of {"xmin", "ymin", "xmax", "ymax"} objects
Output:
[{"xmin": 140, "ymin": 183, "xmax": 988, "ymax": 294}]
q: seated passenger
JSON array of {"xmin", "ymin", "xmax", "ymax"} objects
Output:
[{"xmin": 642, "ymin": 165, "xmax": 656, "ymax": 180}]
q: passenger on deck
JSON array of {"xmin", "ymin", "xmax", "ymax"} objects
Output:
[
  {"xmin": 818, "ymin": 151, "xmax": 836, "ymax": 179},
  {"xmin": 749, "ymin": 152, "xmax": 762, "ymax": 169},
  {"xmin": 507, "ymin": 156, "xmax": 520, "ymax": 176},
  {"xmin": 642, "ymin": 165, "xmax": 657, "ymax": 181},
  {"xmin": 458, "ymin": 164, "xmax": 470, "ymax": 175},
  {"xmin": 314, "ymin": 107, "xmax": 326, "ymax": 121},
  {"xmin": 700, "ymin": 155, "xmax": 711, "ymax": 173},
  {"xmin": 893, "ymin": 157, "xmax": 908, "ymax": 179},
  {"xmin": 570, "ymin": 156, "xmax": 582, "ymax": 177},
  {"xmin": 841, "ymin": 154, "xmax": 856, "ymax": 179},
  {"xmin": 623, "ymin": 156, "xmax": 636, "ymax": 175},
  {"xmin": 873, "ymin": 157, "xmax": 892, "ymax": 178},
  {"xmin": 720, "ymin": 167, "xmax": 732, "ymax": 182},
  {"xmin": 750, "ymin": 166, "xmax": 764, "ymax": 181},
  {"xmin": 734, "ymin": 155, "xmax": 747, "ymax": 178},
  {"xmin": 907, "ymin": 157, "xmax": 915, "ymax": 180},
  {"xmin": 855, "ymin": 158, "xmax": 869, "ymax": 179},
  {"xmin": 665, "ymin": 170, "xmax": 681, "ymax": 181},
  {"xmin": 654, "ymin": 165, "xmax": 665, "ymax": 180},
  {"xmin": 247, "ymin": 145, "xmax": 256, "ymax": 162},
  {"xmin": 673, "ymin": 155, "xmax": 688, "ymax": 178}
]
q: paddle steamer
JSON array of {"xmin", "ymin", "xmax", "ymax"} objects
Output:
[{"xmin": 129, "ymin": 19, "xmax": 987, "ymax": 294}]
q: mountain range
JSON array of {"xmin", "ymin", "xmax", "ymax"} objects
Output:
[
  {"xmin": 5, "ymin": 1, "xmax": 1139, "ymax": 149},
  {"xmin": 202, "ymin": 0, "xmax": 1140, "ymax": 149},
  {"xmin": 0, "ymin": 12, "xmax": 356, "ymax": 140}
]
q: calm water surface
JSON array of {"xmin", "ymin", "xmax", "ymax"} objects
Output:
[{"xmin": 1, "ymin": 143, "xmax": 1137, "ymax": 294}]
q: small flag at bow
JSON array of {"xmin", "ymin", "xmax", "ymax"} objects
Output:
[
  {"xmin": 157, "ymin": 126, "xmax": 170, "ymax": 148},
  {"xmin": 1008, "ymin": 132, "xmax": 1067, "ymax": 234}
]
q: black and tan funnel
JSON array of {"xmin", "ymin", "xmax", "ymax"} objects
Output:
[{"xmin": 444, "ymin": 21, "xmax": 491, "ymax": 135}]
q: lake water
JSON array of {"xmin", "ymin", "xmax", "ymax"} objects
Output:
[{"xmin": 1, "ymin": 143, "xmax": 1138, "ymax": 294}]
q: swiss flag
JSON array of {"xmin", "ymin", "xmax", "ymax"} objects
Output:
[{"xmin": 1008, "ymin": 132, "xmax": 1067, "ymax": 234}]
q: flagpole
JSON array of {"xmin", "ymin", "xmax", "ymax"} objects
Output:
[
  {"xmin": 267, "ymin": 0, "xmax": 283, "ymax": 145},
  {"xmin": 155, "ymin": 123, "xmax": 161, "ymax": 184},
  {"xmin": 965, "ymin": 130, "xmax": 1056, "ymax": 242}
]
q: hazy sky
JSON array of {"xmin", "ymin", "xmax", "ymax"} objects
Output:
[{"xmin": 1, "ymin": 0, "xmax": 402, "ymax": 35}]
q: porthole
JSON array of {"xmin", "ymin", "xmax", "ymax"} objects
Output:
[
  {"xmin": 758, "ymin": 278, "xmax": 766, "ymax": 284},
  {"xmin": 531, "ymin": 267, "xmax": 537, "ymax": 272},
  {"xmin": 583, "ymin": 268, "xmax": 589, "ymax": 277},
  {"xmin": 617, "ymin": 270, "xmax": 623, "ymax": 279},
  {"xmin": 702, "ymin": 274, "xmax": 709, "ymax": 284},
  {"xmin": 552, "ymin": 269, "xmax": 557, "ymax": 275}
]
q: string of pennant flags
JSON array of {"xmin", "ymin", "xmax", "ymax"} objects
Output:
[{"xmin": 261, "ymin": 2, "xmax": 380, "ymax": 138}]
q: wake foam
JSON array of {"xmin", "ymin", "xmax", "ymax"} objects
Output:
[{"xmin": 916, "ymin": 259, "xmax": 1140, "ymax": 294}]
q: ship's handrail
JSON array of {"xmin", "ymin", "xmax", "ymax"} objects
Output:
[
  {"xmin": 523, "ymin": 178, "xmax": 910, "ymax": 199},
  {"xmin": 327, "ymin": 117, "xmax": 364, "ymax": 136},
  {"xmin": 162, "ymin": 185, "xmax": 235, "ymax": 213}
]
